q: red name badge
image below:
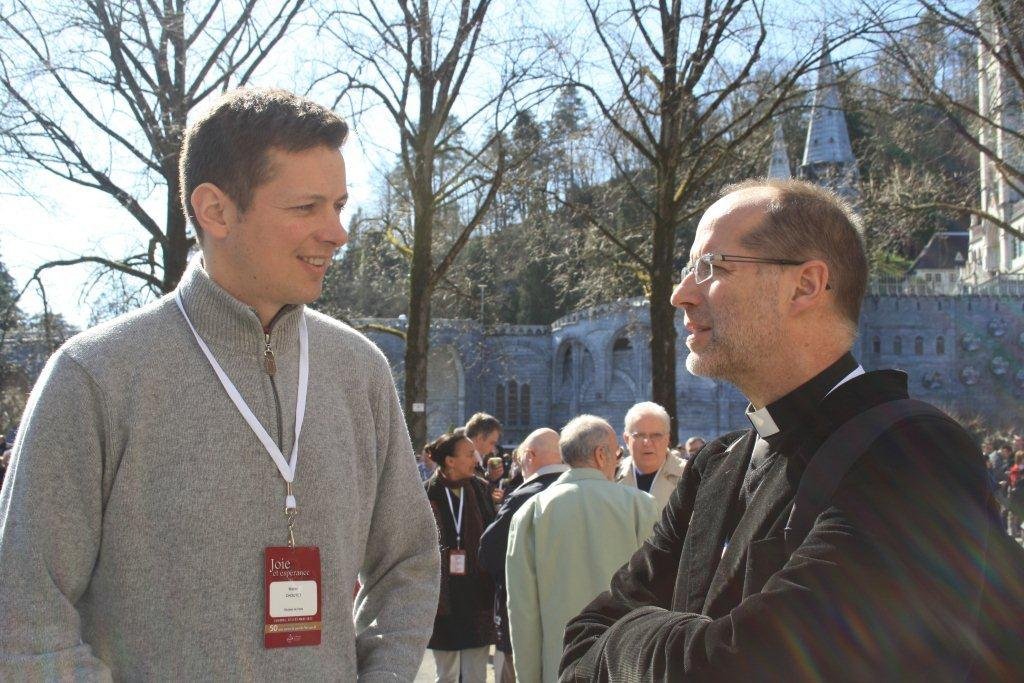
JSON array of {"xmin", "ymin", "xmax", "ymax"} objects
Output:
[{"xmin": 264, "ymin": 546, "xmax": 322, "ymax": 648}]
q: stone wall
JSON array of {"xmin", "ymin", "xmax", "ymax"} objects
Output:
[
  {"xmin": 859, "ymin": 295, "xmax": 1024, "ymax": 428},
  {"xmin": 356, "ymin": 292, "xmax": 1024, "ymax": 446}
]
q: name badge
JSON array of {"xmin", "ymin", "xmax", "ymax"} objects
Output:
[
  {"xmin": 264, "ymin": 546, "xmax": 322, "ymax": 648},
  {"xmin": 449, "ymin": 549, "xmax": 467, "ymax": 576}
]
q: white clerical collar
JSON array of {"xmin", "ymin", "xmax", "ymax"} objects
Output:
[
  {"xmin": 746, "ymin": 365, "xmax": 866, "ymax": 438},
  {"xmin": 746, "ymin": 405, "xmax": 780, "ymax": 438},
  {"xmin": 824, "ymin": 366, "xmax": 865, "ymax": 397},
  {"xmin": 524, "ymin": 463, "xmax": 570, "ymax": 483}
]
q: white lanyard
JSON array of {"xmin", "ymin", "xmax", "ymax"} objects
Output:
[
  {"xmin": 444, "ymin": 488, "xmax": 465, "ymax": 548},
  {"xmin": 175, "ymin": 291, "xmax": 308, "ymax": 511}
]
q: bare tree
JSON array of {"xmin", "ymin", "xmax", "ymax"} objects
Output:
[
  {"xmin": 564, "ymin": 0, "xmax": 846, "ymax": 442},
  {"xmin": 0, "ymin": 0, "xmax": 307, "ymax": 298},
  {"xmin": 867, "ymin": 0, "xmax": 1024, "ymax": 242},
  {"xmin": 317, "ymin": 0, "xmax": 543, "ymax": 447}
]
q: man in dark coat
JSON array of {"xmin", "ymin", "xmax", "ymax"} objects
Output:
[
  {"xmin": 559, "ymin": 179, "xmax": 999, "ymax": 681},
  {"xmin": 480, "ymin": 428, "xmax": 568, "ymax": 682}
]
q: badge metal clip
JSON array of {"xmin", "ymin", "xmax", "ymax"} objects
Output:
[{"xmin": 285, "ymin": 481, "xmax": 298, "ymax": 548}]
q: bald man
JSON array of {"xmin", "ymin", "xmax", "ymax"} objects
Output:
[
  {"xmin": 560, "ymin": 179, "xmax": 1004, "ymax": 681},
  {"xmin": 479, "ymin": 428, "xmax": 567, "ymax": 682}
]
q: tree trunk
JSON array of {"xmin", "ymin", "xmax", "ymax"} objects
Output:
[
  {"xmin": 404, "ymin": 189, "xmax": 435, "ymax": 449},
  {"xmin": 163, "ymin": 159, "xmax": 190, "ymax": 292},
  {"xmin": 649, "ymin": 210, "xmax": 679, "ymax": 445},
  {"xmin": 650, "ymin": 5, "xmax": 681, "ymax": 445}
]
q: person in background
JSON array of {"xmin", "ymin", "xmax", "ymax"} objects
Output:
[
  {"xmin": 616, "ymin": 401, "xmax": 687, "ymax": 510},
  {"xmin": 682, "ymin": 436, "xmax": 706, "ymax": 461},
  {"xmin": 480, "ymin": 428, "xmax": 567, "ymax": 683},
  {"xmin": 503, "ymin": 446, "xmax": 524, "ymax": 493},
  {"xmin": 1005, "ymin": 450, "xmax": 1024, "ymax": 540},
  {"xmin": 418, "ymin": 447, "xmax": 438, "ymax": 482},
  {"xmin": 507, "ymin": 416, "xmax": 658, "ymax": 683},
  {"xmin": 487, "ymin": 456, "xmax": 508, "ymax": 505},
  {"xmin": 466, "ymin": 412, "xmax": 502, "ymax": 471},
  {"xmin": 423, "ymin": 431, "xmax": 497, "ymax": 683}
]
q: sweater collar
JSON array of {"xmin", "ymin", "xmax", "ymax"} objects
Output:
[{"xmin": 174, "ymin": 254, "xmax": 303, "ymax": 354}]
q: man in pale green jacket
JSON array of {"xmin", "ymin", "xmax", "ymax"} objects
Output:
[{"xmin": 506, "ymin": 415, "xmax": 660, "ymax": 683}]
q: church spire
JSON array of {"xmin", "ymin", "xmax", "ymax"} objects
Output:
[
  {"xmin": 767, "ymin": 123, "xmax": 791, "ymax": 179},
  {"xmin": 799, "ymin": 36, "xmax": 859, "ymax": 199}
]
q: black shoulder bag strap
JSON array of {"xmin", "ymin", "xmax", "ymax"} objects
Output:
[
  {"xmin": 782, "ymin": 397, "xmax": 1024, "ymax": 680},
  {"xmin": 783, "ymin": 398, "xmax": 945, "ymax": 552}
]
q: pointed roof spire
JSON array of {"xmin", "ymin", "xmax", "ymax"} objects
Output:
[
  {"xmin": 767, "ymin": 123, "xmax": 791, "ymax": 179},
  {"xmin": 801, "ymin": 36, "xmax": 856, "ymax": 168}
]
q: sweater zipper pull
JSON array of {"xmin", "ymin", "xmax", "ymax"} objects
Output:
[{"xmin": 263, "ymin": 330, "xmax": 276, "ymax": 376}]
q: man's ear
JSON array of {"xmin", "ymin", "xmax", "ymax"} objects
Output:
[
  {"xmin": 189, "ymin": 183, "xmax": 236, "ymax": 240},
  {"xmin": 789, "ymin": 259, "xmax": 830, "ymax": 314}
]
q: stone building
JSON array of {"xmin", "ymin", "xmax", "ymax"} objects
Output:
[
  {"xmin": 359, "ymin": 35, "xmax": 1024, "ymax": 445},
  {"xmin": 361, "ymin": 288, "xmax": 1024, "ymax": 446},
  {"xmin": 967, "ymin": 1, "xmax": 1024, "ymax": 285}
]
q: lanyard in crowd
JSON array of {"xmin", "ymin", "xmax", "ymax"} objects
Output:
[
  {"xmin": 175, "ymin": 291, "xmax": 309, "ymax": 516},
  {"xmin": 445, "ymin": 488, "xmax": 465, "ymax": 548}
]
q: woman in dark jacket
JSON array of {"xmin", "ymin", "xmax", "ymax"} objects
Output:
[{"xmin": 424, "ymin": 431, "xmax": 497, "ymax": 682}]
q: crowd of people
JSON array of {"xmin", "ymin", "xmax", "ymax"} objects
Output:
[
  {"xmin": 417, "ymin": 405, "xmax": 702, "ymax": 681},
  {"xmin": 0, "ymin": 87, "xmax": 1020, "ymax": 681},
  {"xmin": 987, "ymin": 431, "xmax": 1024, "ymax": 541},
  {"xmin": 420, "ymin": 406, "xmax": 1024, "ymax": 681}
]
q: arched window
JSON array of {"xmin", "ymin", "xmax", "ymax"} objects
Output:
[
  {"xmin": 914, "ymin": 336, "xmax": 924, "ymax": 356},
  {"xmin": 495, "ymin": 384, "xmax": 506, "ymax": 424},
  {"xmin": 936, "ymin": 336, "xmax": 945, "ymax": 355},
  {"xmin": 872, "ymin": 336, "xmax": 881, "ymax": 354},
  {"xmin": 520, "ymin": 384, "xmax": 531, "ymax": 426},
  {"xmin": 893, "ymin": 336, "xmax": 902, "ymax": 355},
  {"xmin": 561, "ymin": 347, "xmax": 573, "ymax": 386},
  {"xmin": 508, "ymin": 381, "xmax": 519, "ymax": 427}
]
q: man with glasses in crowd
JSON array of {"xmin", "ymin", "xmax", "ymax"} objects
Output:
[
  {"xmin": 560, "ymin": 179, "xmax": 1005, "ymax": 680},
  {"xmin": 616, "ymin": 401, "xmax": 687, "ymax": 510},
  {"xmin": 506, "ymin": 415, "xmax": 658, "ymax": 683}
]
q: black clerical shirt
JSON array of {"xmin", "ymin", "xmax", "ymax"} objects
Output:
[{"xmin": 726, "ymin": 353, "xmax": 861, "ymax": 539}]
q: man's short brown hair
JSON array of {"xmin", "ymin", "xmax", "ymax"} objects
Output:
[
  {"xmin": 179, "ymin": 88, "xmax": 348, "ymax": 236},
  {"xmin": 465, "ymin": 412, "xmax": 502, "ymax": 439},
  {"xmin": 723, "ymin": 178, "xmax": 868, "ymax": 331}
]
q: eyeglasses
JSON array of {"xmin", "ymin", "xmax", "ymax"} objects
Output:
[
  {"xmin": 627, "ymin": 432, "xmax": 666, "ymax": 442},
  {"xmin": 681, "ymin": 253, "xmax": 831, "ymax": 289}
]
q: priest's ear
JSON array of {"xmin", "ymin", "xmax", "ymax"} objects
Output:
[
  {"xmin": 788, "ymin": 259, "xmax": 831, "ymax": 314},
  {"xmin": 189, "ymin": 183, "xmax": 237, "ymax": 241}
]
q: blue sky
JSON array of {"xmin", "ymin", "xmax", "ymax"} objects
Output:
[{"xmin": 0, "ymin": 0, "xmax": 863, "ymax": 329}]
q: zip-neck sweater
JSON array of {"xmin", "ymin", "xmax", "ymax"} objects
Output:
[{"xmin": 0, "ymin": 258, "xmax": 440, "ymax": 681}]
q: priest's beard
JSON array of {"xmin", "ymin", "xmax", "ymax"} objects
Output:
[{"xmin": 685, "ymin": 274, "xmax": 783, "ymax": 386}]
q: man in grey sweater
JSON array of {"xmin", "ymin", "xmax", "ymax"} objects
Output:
[{"xmin": 0, "ymin": 88, "xmax": 441, "ymax": 681}]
